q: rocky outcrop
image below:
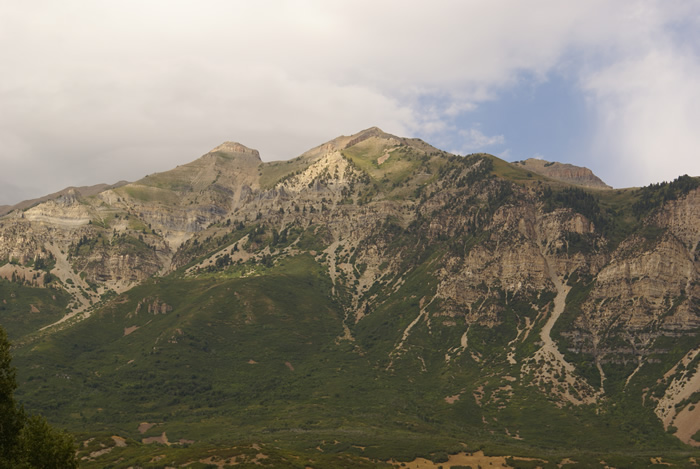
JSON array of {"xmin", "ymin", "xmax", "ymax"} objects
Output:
[
  {"xmin": 23, "ymin": 190, "xmax": 92, "ymax": 227},
  {"xmin": 209, "ymin": 141, "xmax": 262, "ymax": 162},
  {"xmin": 0, "ymin": 182, "xmax": 128, "ymax": 217},
  {"xmin": 0, "ymin": 220, "xmax": 50, "ymax": 266},
  {"xmin": 134, "ymin": 297, "xmax": 173, "ymax": 316},
  {"xmin": 653, "ymin": 187, "xmax": 700, "ymax": 252},
  {"xmin": 515, "ymin": 158, "xmax": 611, "ymax": 189}
]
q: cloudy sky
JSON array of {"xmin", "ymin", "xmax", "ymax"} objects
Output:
[{"xmin": 2, "ymin": 1, "xmax": 700, "ymax": 205}]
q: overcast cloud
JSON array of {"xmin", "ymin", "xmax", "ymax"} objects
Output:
[{"xmin": 1, "ymin": 1, "xmax": 699, "ymax": 204}]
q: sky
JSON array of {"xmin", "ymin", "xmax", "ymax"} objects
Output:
[{"xmin": 2, "ymin": 1, "xmax": 700, "ymax": 205}]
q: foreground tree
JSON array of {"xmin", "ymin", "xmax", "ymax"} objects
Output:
[{"xmin": 0, "ymin": 326, "xmax": 78, "ymax": 469}]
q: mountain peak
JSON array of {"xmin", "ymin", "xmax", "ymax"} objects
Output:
[
  {"xmin": 515, "ymin": 157, "xmax": 611, "ymax": 189},
  {"xmin": 346, "ymin": 126, "xmax": 398, "ymax": 145},
  {"xmin": 354, "ymin": 126, "xmax": 389, "ymax": 137},
  {"xmin": 209, "ymin": 142, "xmax": 261, "ymax": 162}
]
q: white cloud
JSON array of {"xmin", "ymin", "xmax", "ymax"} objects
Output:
[
  {"xmin": 445, "ymin": 102, "xmax": 477, "ymax": 117},
  {"xmin": 583, "ymin": 47, "xmax": 700, "ymax": 187},
  {"xmin": 459, "ymin": 129, "xmax": 506, "ymax": 152},
  {"xmin": 497, "ymin": 149, "xmax": 512, "ymax": 160}
]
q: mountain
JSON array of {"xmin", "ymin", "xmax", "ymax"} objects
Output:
[
  {"xmin": 0, "ymin": 127, "xmax": 699, "ymax": 468},
  {"xmin": 0, "ymin": 182, "xmax": 129, "ymax": 217},
  {"xmin": 513, "ymin": 158, "xmax": 611, "ymax": 189}
]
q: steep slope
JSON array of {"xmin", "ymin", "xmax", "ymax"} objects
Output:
[{"xmin": 1, "ymin": 128, "xmax": 699, "ymax": 467}]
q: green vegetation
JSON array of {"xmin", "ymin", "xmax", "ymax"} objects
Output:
[
  {"xmin": 110, "ymin": 233, "xmax": 154, "ymax": 257},
  {"xmin": 296, "ymin": 224, "xmax": 332, "ymax": 251},
  {"xmin": 259, "ymin": 156, "xmax": 316, "ymax": 189},
  {"xmin": 539, "ymin": 176, "xmax": 700, "ymax": 250},
  {"xmin": 32, "ymin": 254, "xmax": 55, "ymax": 272},
  {"xmin": 543, "ymin": 187, "xmax": 607, "ymax": 231},
  {"xmin": 10, "ymin": 239, "xmax": 691, "ymax": 466},
  {"xmin": 76, "ymin": 436, "xmax": 389, "ymax": 468},
  {"xmin": 0, "ymin": 280, "xmax": 71, "ymax": 339},
  {"xmin": 340, "ymin": 141, "xmax": 450, "ymax": 200},
  {"xmin": 486, "ymin": 154, "xmax": 547, "ymax": 185},
  {"xmin": 118, "ymin": 184, "xmax": 180, "ymax": 204},
  {"xmin": 632, "ymin": 174, "xmax": 700, "ymax": 217},
  {"xmin": 0, "ymin": 326, "xmax": 78, "ymax": 468}
]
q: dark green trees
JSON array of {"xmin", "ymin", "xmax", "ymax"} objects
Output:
[
  {"xmin": 0, "ymin": 325, "xmax": 24, "ymax": 465},
  {"xmin": 0, "ymin": 326, "xmax": 78, "ymax": 469}
]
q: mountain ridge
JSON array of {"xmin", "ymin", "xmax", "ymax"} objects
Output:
[
  {"xmin": 0, "ymin": 181, "xmax": 129, "ymax": 217},
  {"xmin": 514, "ymin": 157, "xmax": 611, "ymax": 189},
  {"xmin": 1, "ymin": 128, "xmax": 612, "ymax": 213}
]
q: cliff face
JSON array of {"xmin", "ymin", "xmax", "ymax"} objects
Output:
[
  {"xmin": 23, "ymin": 190, "xmax": 92, "ymax": 227},
  {"xmin": 1, "ymin": 128, "xmax": 699, "ymax": 446}
]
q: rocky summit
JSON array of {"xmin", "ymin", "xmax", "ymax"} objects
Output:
[
  {"xmin": 1, "ymin": 127, "xmax": 699, "ymax": 468},
  {"xmin": 514, "ymin": 158, "xmax": 612, "ymax": 189}
]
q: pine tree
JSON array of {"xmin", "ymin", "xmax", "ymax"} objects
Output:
[
  {"xmin": 0, "ymin": 326, "xmax": 23, "ymax": 465},
  {"xmin": 0, "ymin": 326, "xmax": 78, "ymax": 468}
]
